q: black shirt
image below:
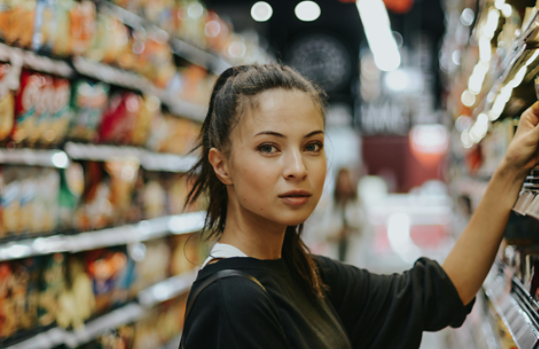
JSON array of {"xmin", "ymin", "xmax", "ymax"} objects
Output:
[{"xmin": 181, "ymin": 256, "xmax": 474, "ymax": 349}]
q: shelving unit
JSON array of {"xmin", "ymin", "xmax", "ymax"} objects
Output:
[
  {"xmin": 64, "ymin": 142, "xmax": 199, "ymax": 173},
  {"xmin": 0, "ymin": 211, "xmax": 205, "ymax": 261},
  {"xmin": 5, "ymin": 269, "xmax": 197, "ymax": 349},
  {"xmin": 483, "ymin": 262, "xmax": 539, "ymax": 348}
]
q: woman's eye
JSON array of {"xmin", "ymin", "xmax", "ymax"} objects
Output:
[
  {"xmin": 258, "ymin": 144, "xmax": 278, "ymax": 154},
  {"xmin": 305, "ymin": 142, "xmax": 323, "ymax": 152}
]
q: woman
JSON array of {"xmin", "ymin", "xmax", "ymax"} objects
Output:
[{"xmin": 181, "ymin": 64, "xmax": 539, "ymax": 348}]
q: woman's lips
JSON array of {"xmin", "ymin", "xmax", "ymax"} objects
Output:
[{"xmin": 279, "ymin": 190, "xmax": 311, "ymax": 206}]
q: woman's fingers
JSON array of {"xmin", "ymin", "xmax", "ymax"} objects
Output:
[{"xmin": 518, "ymin": 102, "xmax": 539, "ymax": 134}]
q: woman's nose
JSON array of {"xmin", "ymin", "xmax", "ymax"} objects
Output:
[{"xmin": 283, "ymin": 150, "xmax": 307, "ymax": 180}]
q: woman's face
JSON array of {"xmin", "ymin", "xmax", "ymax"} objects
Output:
[{"xmin": 227, "ymin": 88, "xmax": 326, "ymax": 227}]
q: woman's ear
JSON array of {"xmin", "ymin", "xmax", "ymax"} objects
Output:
[{"xmin": 209, "ymin": 148, "xmax": 233, "ymax": 185}]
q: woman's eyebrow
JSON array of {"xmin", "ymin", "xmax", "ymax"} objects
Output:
[
  {"xmin": 254, "ymin": 130, "xmax": 324, "ymax": 138},
  {"xmin": 304, "ymin": 130, "xmax": 324, "ymax": 138},
  {"xmin": 255, "ymin": 131, "xmax": 286, "ymax": 138}
]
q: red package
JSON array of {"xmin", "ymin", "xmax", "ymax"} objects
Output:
[
  {"xmin": 12, "ymin": 71, "xmax": 54, "ymax": 145},
  {"xmin": 99, "ymin": 92, "xmax": 142, "ymax": 145}
]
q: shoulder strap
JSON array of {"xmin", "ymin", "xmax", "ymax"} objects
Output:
[{"xmin": 179, "ymin": 269, "xmax": 267, "ymax": 349}]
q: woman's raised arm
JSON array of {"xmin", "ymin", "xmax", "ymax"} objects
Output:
[{"xmin": 443, "ymin": 102, "xmax": 539, "ymax": 305}]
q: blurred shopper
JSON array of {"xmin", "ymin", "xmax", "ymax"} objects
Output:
[
  {"xmin": 179, "ymin": 64, "xmax": 539, "ymax": 349},
  {"xmin": 319, "ymin": 168, "xmax": 364, "ymax": 262}
]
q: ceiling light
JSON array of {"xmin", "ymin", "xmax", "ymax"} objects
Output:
[
  {"xmin": 461, "ymin": 90, "xmax": 476, "ymax": 107},
  {"xmin": 251, "ymin": 1, "xmax": 273, "ymax": 22},
  {"xmin": 357, "ymin": 0, "xmax": 400, "ymax": 71},
  {"xmin": 295, "ymin": 1, "xmax": 321, "ymax": 22},
  {"xmin": 384, "ymin": 69, "xmax": 409, "ymax": 91},
  {"xmin": 460, "ymin": 8, "xmax": 474, "ymax": 26}
]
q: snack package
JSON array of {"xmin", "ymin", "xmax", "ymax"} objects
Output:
[
  {"xmin": 0, "ymin": 63, "xmax": 15, "ymax": 142},
  {"xmin": 56, "ymin": 254, "xmax": 94, "ymax": 329},
  {"xmin": 99, "ymin": 91, "xmax": 142, "ymax": 145},
  {"xmin": 146, "ymin": 112, "xmax": 201, "ymax": 155},
  {"xmin": 38, "ymin": 253, "xmax": 66, "ymax": 326},
  {"xmin": 104, "ymin": 158, "xmax": 140, "ymax": 224},
  {"xmin": 130, "ymin": 95, "xmax": 159, "ymax": 147},
  {"xmin": 70, "ymin": 1, "xmax": 95, "ymax": 56},
  {"xmin": 11, "ymin": 257, "xmax": 40, "ymax": 332},
  {"xmin": 68, "ymin": 80, "xmax": 109, "ymax": 142},
  {"xmin": 41, "ymin": 77, "xmax": 73, "ymax": 145},
  {"xmin": 38, "ymin": 168, "xmax": 60, "ymax": 233},
  {"xmin": 75, "ymin": 161, "xmax": 111, "ymax": 231},
  {"xmin": 85, "ymin": 248, "xmax": 128, "ymax": 314},
  {"xmin": 129, "ymin": 239, "xmax": 170, "ymax": 295},
  {"xmin": 143, "ymin": 173, "xmax": 166, "ymax": 219},
  {"xmin": 12, "ymin": 71, "xmax": 58, "ymax": 146},
  {"xmin": 0, "ymin": 166, "xmax": 21, "ymax": 236},
  {"xmin": 58, "ymin": 162, "xmax": 84, "ymax": 230},
  {"xmin": 0, "ymin": 262, "xmax": 14, "ymax": 340},
  {"xmin": 18, "ymin": 168, "xmax": 37, "ymax": 234},
  {"xmin": 0, "ymin": 0, "xmax": 36, "ymax": 48}
]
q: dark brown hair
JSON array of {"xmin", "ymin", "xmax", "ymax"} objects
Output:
[{"xmin": 185, "ymin": 64, "xmax": 327, "ymax": 299}]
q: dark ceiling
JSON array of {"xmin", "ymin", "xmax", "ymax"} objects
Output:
[{"xmin": 204, "ymin": 0, "xmax": 446, "ymax": 106}]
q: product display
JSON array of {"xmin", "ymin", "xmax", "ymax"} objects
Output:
[{"xmin": 444, "ymin": 0, "xmax": 539, "ymax": 347}]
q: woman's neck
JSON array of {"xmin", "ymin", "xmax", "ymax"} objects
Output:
[{"xmin": 219, "ymin": 202, "xmax": 286, "ymax": 260}]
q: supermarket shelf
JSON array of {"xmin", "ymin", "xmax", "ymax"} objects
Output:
[
  {"xmin": 483, "ymin": 263, "xmax": 539, "ymax": 348},
  {"xmin": 138, "ymin": 268, "xmax": 197, "ymax": 308},
  {"xmin": 63, "ymin": 303, "xmax": 144, "ymax": 348},
  {"xmin": 4, "ymin": 268, "xmax": 198, "ymax": 349},
  {"xmin": 72, "ymin": 56, "xmax": 206, "ymax": 121},
  {"xmin": 64, "ymin": 142, "xmax": 198, "ymax": 172},
  {"xmin": 98, "ymin": 0, "xmax": 231, "ymax": 75},
  {"xmin": 0, "ymin": 43, "xmax": 74, "ymax": 78},
  {"xmin": 0, "ymin": 148, "xmax": 70, "ymax": 168},
  {"xmin": 170, "ymin": 38, "xmax": 231, "ymax": 75},
  {"xmin": 4, "ymin": 327, "xmax": 69, "ymax": 349},
  {"xmin": 0, "ymin": 211, "xmax": 205, "ymax": 261}
]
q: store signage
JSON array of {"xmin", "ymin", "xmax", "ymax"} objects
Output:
[{"xmin": 359, "ymin": 101, "xmax": 410, "ymax": 135}]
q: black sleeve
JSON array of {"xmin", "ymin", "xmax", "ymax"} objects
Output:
[
  {"xmin": 316, "ymin": 256, "xmax": 475, "ymax": 349},
  {"xmin": 182, "ymin": 276, "xmax": 289, "ymax": 349}
]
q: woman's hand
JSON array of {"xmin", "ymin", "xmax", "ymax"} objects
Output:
[{"xmin": 503, "ymin": 102, "xmax": 539, "ymax": 177}]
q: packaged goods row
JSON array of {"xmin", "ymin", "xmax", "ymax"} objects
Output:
[
  {"xmin": 0, "ymin": 232, "xmax": 204, "ymax": 347},
  {"xmin": 0, "ymin": 62, "xmax": 202, "ymax": 151},
  {"xmin": 0, "ymin": 0, "xmax": 266, "ymax": 74},
  {"xmin": 0, "ymin": 158, "xmax": 203, "ymax": 240},
  {"xmin": 443, "ymin": 1, "xmax": 539, "ymax": 347}
]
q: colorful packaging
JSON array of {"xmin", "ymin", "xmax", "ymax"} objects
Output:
[
  {"xmin": 58, "ymin": 162, "xmax": 84, "ymax": 230},
  {"xmin": 0, "ymin": 262, "xmax": 14, "ymax": 340},
  {"xmin": 12, "ymin": 70, "xmax": 41, "ymax": 144},
  {"xmin": 0, "ymin": 63, "xmax": 14, "ymax": 142},
  {"xmin": 56, "ymin": 254, "xmax": 94, "ymax": 329},
  {"xmin": 130, "ymin": 239, "xmax": 170, "ymax": 295},
  {"xmin": 143, "ymin": 174, "xmax": 166, "ymax": 219},
  {"xmin": 0, "ymin": 0, "xmax": 36, "ymax": 48},
  {"xmin": 41, "ymin": 77, "xmax": 73, "ymax": 145},
  {"xmin": 10, "ymin": 257, "xmax": 40, "ymax": 332},
  {"xmin": 0, "ymin": 166, "xmax": 21, "ymax": 236},
  {"xmin": 68, "ymin": 80, "xmax": 109, "ymax": 142},
  {"xmin": 38, "ymin": 253, "xmax": 66, "ymax": 326},
  {"xmin": 146, "ymin": 112, "xmax": 201, "ymax": 155},
  {"xmin": 104, "ymin": 158, "xmax": 140, "ymax": 224},
  {"xmin": 70, "ymin": 1, "xmax": 95, "ymax": 56},
  {"xmin": 165, "ymin": 173, "xmax": 189, "ymax": 215},
  {"xmin": 75, "ymin": 161, "xmax": 111, "ymax": 231},
  {"xmin": 85, "ymin": 248, "xmax": 128, "ymax": 314},
  {"xmin": 99, "ymin": 91, "xmax": 142, "ymax": 145}
]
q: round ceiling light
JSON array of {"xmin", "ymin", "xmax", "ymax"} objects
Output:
[
  {"xmin": 295, "ymin": 1, "xmax": 321, "ymax": 22},
  {"xmin": 251, "ymin": 1, "xmax": 273, "ymax": 22}
]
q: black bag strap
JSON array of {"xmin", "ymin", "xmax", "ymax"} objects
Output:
[{"xmin": 179, "ymin": 269, "xmax": 267, "ymax": 349}]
